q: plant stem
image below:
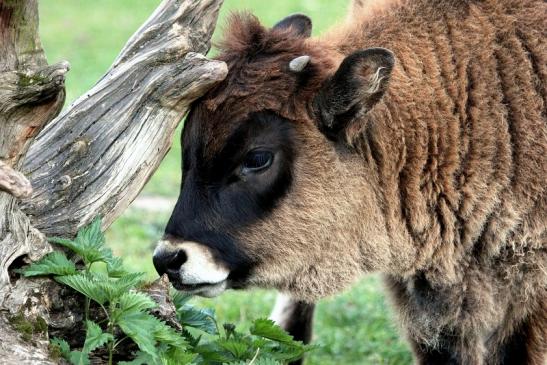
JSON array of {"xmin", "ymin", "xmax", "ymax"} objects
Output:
[
  {"xmin": 84, "ymin": 297, "xmax": 90, "ymax": 321},
  {"xmin": 248, "ymin": 348, "xmax": 260, "ymax": 365},
  {"xmin": 107, "ymin": 302, "xmax": 115, "ymax": 365},
  {"xmin": 84, "ymin": 263, "xmax": 92, "ymax": 321}
]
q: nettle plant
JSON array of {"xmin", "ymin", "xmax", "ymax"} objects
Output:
[{"xmin": 23, "ymin": 218, "xmax": 313, "ymax": 365}]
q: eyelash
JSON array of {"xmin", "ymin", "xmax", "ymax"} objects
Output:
[{"xmin": 242, "ymin": 150, "xmax": 273, "ymax": 174}]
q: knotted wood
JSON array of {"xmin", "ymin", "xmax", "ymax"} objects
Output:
[
  {"xmin": 0, "ymin": 0, "xmax": 226, "ymax": 362},
  {"xmin": 21, "ymin": 0, "xmax": 227, "ymax": 236}
]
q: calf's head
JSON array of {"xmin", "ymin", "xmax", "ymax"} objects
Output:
[{"xmin": 153, "ymin": 13, "xmax": 395, "ymax": 301}]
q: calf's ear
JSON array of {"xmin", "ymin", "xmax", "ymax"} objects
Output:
[
  {"xmin": 314, "ymin": 48, "xmax": 394, "ymax": 141},
  {"xmin": 273, "ymin": 14, "xmax": 312, "ymax": 37}
]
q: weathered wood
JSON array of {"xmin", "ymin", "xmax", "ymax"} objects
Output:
[
  {"xmin": 0, "ymin": 0, "xmax": 67, "ymax": 295},
  {"xmin": 0, "ymin": 0, "xmax": 226, "ymax": 362},
  {"xmin": 21, "ymin": 0, "xmax": 227, "ymax": 237},
  {"xmin": 0, "ymin": 160, "xmax": 32, "ymax": 198},
  {"xmin": 0, "ymin": 0, "xmax": 68, "ymax": 362}
]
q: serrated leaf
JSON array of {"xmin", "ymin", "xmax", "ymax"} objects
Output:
[
  {"xmin": 116, "ymin": 291, "xmax": 156, "ymax": 317},
  {"xmin": 82, "ymin": 320, "xmax": 113, "ymax": 354},
  {"xmin": 55, "ymin": 273, "xmax": 108, "ymax": 305},
  {"xmin": 105, "ymin": 256, "xmax": 129, "ymax": 277},
  {"xmin": 259, "ymin": 343, "xmax": 306, "ymax": 362},
  {"xmin": 216, "ymin": 339, "xmax": 250, "ymax": 360},
  {"xmin": 248, "ymin": 358, "xmax": 283, "ymax": 365},
  {"xmin": 69, "ymin": 350, "xmax": 90, "ymax": 365},
  {"xmin": 227, "ymin": 359, "xmax": 282, "ymax": 365},
  {"xmin": 193, "ymin": 342, "xmax": 235, "ymax": 363},
  {"xmin": 152, "ymin": 319, "xmax": 187, "ymax": 348},
  {"xmin": 83, "ymin": 245, "xmax": 113, "ymax": 266},
  {"xmin": 76, "ymin": 216, "xmax": 104, "ymax": 247},
  {"xmin": 119, "ymin": 346, "xmax": 194, "ymax": 365},
  {"xmin": 160, "ymin": 345, "xmax": 196, "ymax": 365},
  {"xmin": 171, "ymin": 291, "xmax": 192, "ymax": 308},
  {"xmin": 177, "ymin": 305, "xmax": 217, "ymax": 335},
  {"xmin": 118, "ymin": 351, "xmax": 160, "ymax": 365},
  {"xmin": 110, "ymin": 272, "xmax": 145, "ymax": 296},
  {"xmin": 117, "ymin": 313, "xmax": 187, "ymax": 360},
  {"xmin": 249, "ymin": 319, "xmax": 294, "ymax": 344},
  {"xmin": 181, "ymin": 328, "xmax": 201, "ymax": 347},
  {"xmin": 50, "ymin": 337, "xmax": 71, "ymax": 358},
  {"xmin": 250, "ymin": 336, "xmax": 268, "ymax": 349},
  {"xmin": 117, "ymin": 312, "xmax": 158, "ymax": 358},
  {"xmin": 48, "ymin": 236, "xmax": 83, "ymax": 256},
  {"xmin": 50, "ymin": 217, "xmax": 113, "ymax": 266},
  {"xmin": 23, "ymin": 251, "xmax": 76, "ymax": 277},
  {"xmin": 98, "ymin": 272, "xmax": 145, "ymax": 301}
]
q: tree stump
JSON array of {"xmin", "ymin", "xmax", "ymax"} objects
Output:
[{"xmin": 0, "ymin": 0, "xmax": 227, "ymax": 362}]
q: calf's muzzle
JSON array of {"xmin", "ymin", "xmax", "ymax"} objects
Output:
[{"xmin": 153, "ymin": 238, "xmax": 230, "ymax": 297}]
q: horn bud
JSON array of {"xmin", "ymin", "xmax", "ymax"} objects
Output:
[{"xmin": 289, "ymin": 55, "xmax": 310, "ymax": 72}]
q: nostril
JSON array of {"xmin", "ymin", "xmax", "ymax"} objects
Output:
[
  {"xmin": 153, "ymin": 249, "xmax": 187, "ymax": 277},
  {"xmin": 166, "ymin": 250, "xmax": 187, "ymax": 274}
]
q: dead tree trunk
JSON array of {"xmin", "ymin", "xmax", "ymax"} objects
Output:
[{"xmin": 0, "ymin": 0, "xmax": 226, "ymax": 362}]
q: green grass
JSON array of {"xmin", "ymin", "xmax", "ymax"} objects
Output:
[{"xmin": 38, "ymin": 1, "xmax": 412, "ymax": 363}]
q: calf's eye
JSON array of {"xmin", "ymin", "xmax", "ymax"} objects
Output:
[{"xmin": 242, "ymin": 150, "xmax": 273, "ymax": 174}]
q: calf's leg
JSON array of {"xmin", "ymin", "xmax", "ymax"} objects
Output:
[{"xmin": 269, "ymin": 292, "xmax": 315, "ymax": 365}]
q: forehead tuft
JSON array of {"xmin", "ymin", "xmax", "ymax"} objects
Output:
[
  {"xmin": 217, "ymin": 12, "xmax": 307, "ymax": 60},
  {"xmin": 198, "ymin": 12, "xmax": 333, "ymax": 115},
  {"xmin": 185, "ymin": 12, "xmax": 334, "ymax": 157}
]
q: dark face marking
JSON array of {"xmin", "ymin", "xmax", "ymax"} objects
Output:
[{"xmin": 165, "ymin": 110, "xmax": 296, "ymax": 287}]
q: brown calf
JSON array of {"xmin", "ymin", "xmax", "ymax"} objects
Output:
[{"xmin": 153, "ymin": 0, "xmax": 546, "ymax": 363}]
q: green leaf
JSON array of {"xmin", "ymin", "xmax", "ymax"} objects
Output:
[
  {"xmin": 82, "ymin": 320, "xmax": 113, "ymax": 354},
  {"xmin": 181, "ymin": 328, "xmax": 201, "ymax": 347},
  {"xmin": 117, "ymin": 309, "xmax": 187, "ymax": 351},
  {"xmin": 50, "ymin": 337, "xmax": 71, "ymax": 358},
  {"xmin": 228, "ymin": 360, "xmax": 283, "ymax": 365},
  {"xmin": 249, "ymin": 319, "xmax": 295, "ymax": 344},
  {"xmin": 55, "ymin": 270, "xmax": 147, "ymax": 309},
  {"xmin": 22, "ymin": 251, "xmax": 76, "ymax": 277},
  {"xmin": 117, "ymin": 312, "xmax": 158, "ymax": 358},
  {"xmin": 105, "ymin": 256, "xmax": 129, "ymax": 277},
  {"xmin": 152, "ymin": 319, "xmax": 187, "ymax": 348},
  {"xmin": 118, "ymin": 351, "xmax": 160, "ymax": 365},
  {"xmin": 259, "ymin": 343, "xmax": 308, "ymax": 362},
  {"xmin": 50, "ymin": 217, "xmax": 112, "ymax": 266},
  {"xmin": 55, "ymin": 273, "xmax": 108, "ymax": 305},
  {"xmin": 247, "ymin": 359, "xmax": 282, "ymax": 365},
  {"xmin": 109, "ymin": 272, "xmax": 145, "ymax": 297},
  {"xmin": 119, "ymin": 347, "xmax": 194, "ymax": 365},
  {"xmin": 48, "ymin": 236, "xmax": 83, "ymax": 255},
  {"xmin": 216, "ymin": 339, "xmax": 250, "ymax": 360},
  {"xmin": 159, "ymin": 345, "xmax": 196, "ymax": 365},
  {"xmin": 90, "ymin": 271, "xmax": 144, "ymax": 304},
  {"xmin": 171, "ymin": 291, "xmax": 192, "ymax": 308},
  {"xmin": 176, "ymin": 305, "xmax": 217, "ymax": 335},
  {"xmin": 48, "ymin": 236, "xmax": 86, "ymax": 260},
  {"xmin": 193, "ymin": 342, "xmax": 235, "ymax": 363},
  {"xmin": 76, "ymin": 216, "xmax": 105, "ymax": 247},
  {"xmin": 116, "ymin": 291, "xmax": 157, "ymax": 317},
  {"xmin": 69, "ymin": 350, "xmax": 90, "ymax": 365}
]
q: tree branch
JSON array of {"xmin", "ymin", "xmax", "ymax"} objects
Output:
[
  {"xmin": 21, "ymin": 0, "xmax": 227, "ymax": 237},
  {"xmin": 0, "ymin": 1, "xmax": 66, "ymax": 362},
  {"xmin": 0, "ymin": 161, "xmax": 32, "ymax": 198},
  {"xmin": 0, "ymin": 0, "xmax": 226, "ymax": 362}
]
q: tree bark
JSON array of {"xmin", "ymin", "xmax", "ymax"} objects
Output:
[
  {"xmin": 0, "ymin": 0, "xmax": 226, "ymax": 362},
  {"xmin": 22, "ymin": 0, "xmax": 227, "ymax": 236}
]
